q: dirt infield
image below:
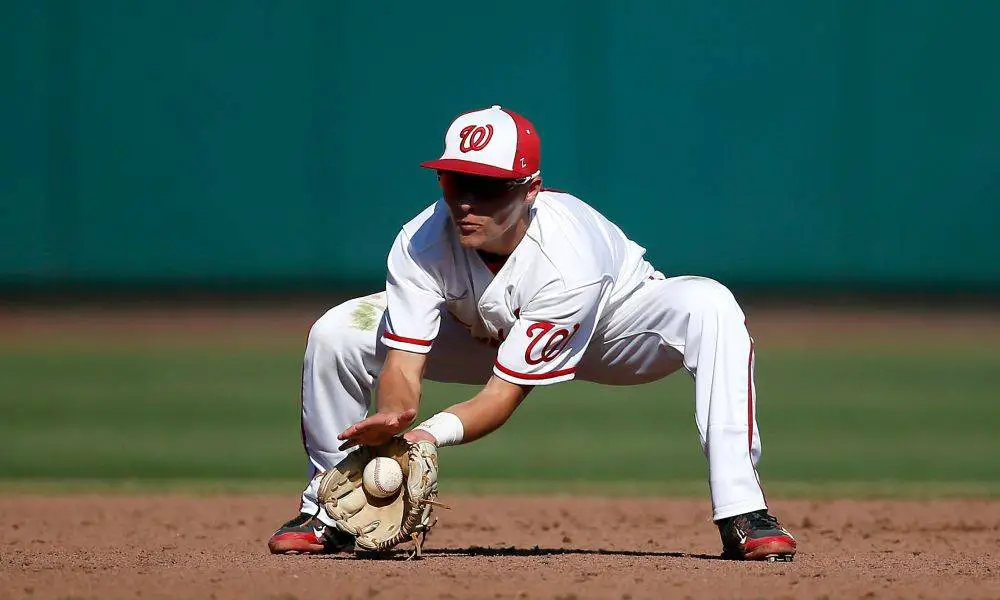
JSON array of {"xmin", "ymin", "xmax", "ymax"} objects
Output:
[{"xmin": 2, "ymin": 495, "xmax": 998, "ymax": 599}]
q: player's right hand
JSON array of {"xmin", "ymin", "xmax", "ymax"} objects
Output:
[{"xmin": 337, "ymin": 409, "xmax": 417, "ymax": 450}]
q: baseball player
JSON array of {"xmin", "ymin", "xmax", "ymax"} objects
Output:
[{"xmin": 267, "ymin": 105, "xmax": 797, "ymax": 561}]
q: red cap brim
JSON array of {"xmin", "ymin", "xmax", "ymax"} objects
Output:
[{"xmin": 420, "ymin": 158, "xmax": 523, "ymax": 179}]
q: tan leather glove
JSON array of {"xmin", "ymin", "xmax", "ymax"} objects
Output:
[{"xmin": 317, "ymin": 437, "xmax": 440, "ymax": 557}]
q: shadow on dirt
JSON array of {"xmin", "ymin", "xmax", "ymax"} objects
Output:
[{"xmin": 313, "ymin": 545, "xmax": 724, "ymax": 561}]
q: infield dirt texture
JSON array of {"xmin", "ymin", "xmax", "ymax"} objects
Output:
[{"xmin": 1, "ymin": 305, "xmax": 998, "ymax": 599}]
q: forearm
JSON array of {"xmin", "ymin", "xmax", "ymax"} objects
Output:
[
  {"xmin": 414, "ymin": 376, "xmax": 529, "ymax": 446},
  {"xmin": 375, "ymin": 362, "xmax": 422, "ymax": 414},
  {"xmin": 446, "ymin": 388, "xmax": 520, "ymax": 444}
]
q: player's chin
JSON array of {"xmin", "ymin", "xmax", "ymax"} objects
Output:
[{"xmin": 456, "ymin": 231, "xmax": 488, "ymax": 248}]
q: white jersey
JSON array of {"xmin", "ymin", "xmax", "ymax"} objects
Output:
[{"xmin": 380, "ymin": 190, "xmax": 655, "ymax": 385}]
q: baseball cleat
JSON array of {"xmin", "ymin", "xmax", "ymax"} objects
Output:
[
  {"xmin": 267, "ymin": 512, "xmax": 353, "ymax": 555},
  {"xmin": 717, "ymin": 509, "xmax": 797, "ymax": 561}
]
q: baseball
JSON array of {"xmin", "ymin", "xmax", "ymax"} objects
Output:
[{"xmin": 362, "ymin": 456, "xmax": 403, "ymax": 498}]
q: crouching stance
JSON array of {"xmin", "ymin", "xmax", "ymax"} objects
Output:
[{"xmin": 268, "ymin": 106, "xmax": 796, "ymax": 561}]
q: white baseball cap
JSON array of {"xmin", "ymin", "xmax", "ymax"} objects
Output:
[{"xmin": 421, "ymin": 105, "xmax": 541, "ymax": 179}]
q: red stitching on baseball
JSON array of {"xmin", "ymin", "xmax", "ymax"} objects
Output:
[{"xmin": 374, "ymin": 459, "xmax": 390, "ymax": 496}]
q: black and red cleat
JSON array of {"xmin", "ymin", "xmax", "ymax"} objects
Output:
[
  {"xmin": 267, "ymin": 512, "xmax": 353, "ymax": 555},
  {"xmin": 717, "ymin": 510, "xmax": 797, "ymax": 562}
]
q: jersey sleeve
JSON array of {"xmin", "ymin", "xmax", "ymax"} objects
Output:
[
  {"xmin": 381, "ymin": 231, "xmax": 445, "ymax": 354},
  {"xmin": 493, "ymin": 278, "xmax": 612, "ymax": 386}
]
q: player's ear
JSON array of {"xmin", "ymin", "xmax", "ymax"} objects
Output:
[{"xmin": 523, "ymin": 177, "xmax": 542, "ymax": 203}]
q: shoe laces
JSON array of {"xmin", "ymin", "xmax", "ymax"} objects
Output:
[{"xmin": 745, "ymin": 510, "xmax": 780, "ymax": 530}]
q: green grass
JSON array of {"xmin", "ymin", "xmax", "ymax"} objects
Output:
[{"xmin": 1, "ymin": 334, "xmax": 998, "ymax": 494}]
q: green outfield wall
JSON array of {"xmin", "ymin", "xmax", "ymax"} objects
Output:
[{"xmin": 2, "ymin": 1, "xmax": 998, "ymax": 289}]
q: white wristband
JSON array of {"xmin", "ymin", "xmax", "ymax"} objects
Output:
[{"xmin": 415, "ymin": 412, "xmax": 465, "ymax": 447}]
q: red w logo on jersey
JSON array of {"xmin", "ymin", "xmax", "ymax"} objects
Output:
[
  {"xmin": 459, "ymin": 125, "xmax": 493, "ymax": 152},
  {"xmin": 524, "ymin": 322, "xmax": 580, "ymax": 365}
]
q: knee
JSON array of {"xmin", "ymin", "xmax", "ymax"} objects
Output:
[
  {"xmin": 677, "ymin": 277, "xmax": 744, "ymax": 321},
  {"xmin": 306, "ymin": 306, "xmax": 353, "ymax": 360}
]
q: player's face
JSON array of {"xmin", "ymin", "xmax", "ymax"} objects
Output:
[{"xmin": 438, "ymin": 172, "xmax": 535, "ymax": 250}]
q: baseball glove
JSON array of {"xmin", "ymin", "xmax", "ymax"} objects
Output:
[{"xmin": 316, "ymin": 437, "xmax": 440, "ymax": 558}]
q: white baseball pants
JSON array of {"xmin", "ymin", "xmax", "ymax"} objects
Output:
[{"xmin": 297, "ymin": 276, "xmax": 767, "ymax": 523}]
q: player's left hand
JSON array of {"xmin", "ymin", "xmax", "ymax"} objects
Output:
[
  {"xmin": 402, "ymin": 428, "xmax": 438, "ymax": 445},
  {"xmin": 337, "ymin": 408, "xmax": 417, "ymax": 450},
  {"xmin": 318, "ymin": 436, "xmax": 441, "ymax": 557}
]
